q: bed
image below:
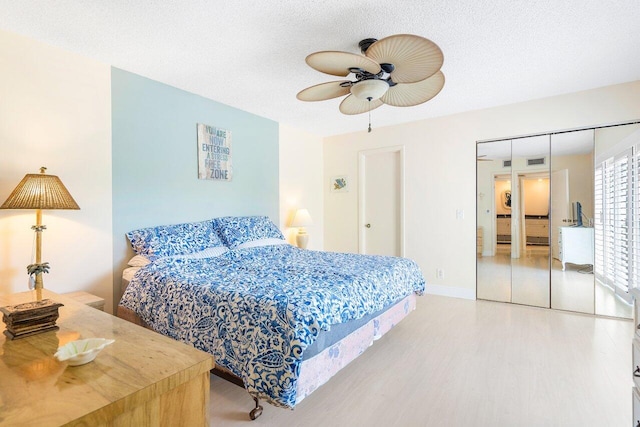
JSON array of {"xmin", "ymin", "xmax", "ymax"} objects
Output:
[{"xmin": 117, "ymin": 216, "xmax": 425, "ymax": 419}]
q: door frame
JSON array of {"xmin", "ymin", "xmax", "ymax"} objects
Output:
[
  {"xmin": 492, "ymin": 173, "xmax": 511, "ymax": 257},
  {"xmin": 358, "ymin": 145, "xmax": 405, "ymax": 256},
  {"xmin": 516, "ymin": 171, "xmax": 550, "ymax": 258}
]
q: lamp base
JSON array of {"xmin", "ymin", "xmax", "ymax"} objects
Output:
[
  {"xmin": 296, "ymin": 233, "xmax": 309, "ymax": 249},
  {"xmin": 0, "ymin": 299, "xmax": 63, "ymax": 340}
]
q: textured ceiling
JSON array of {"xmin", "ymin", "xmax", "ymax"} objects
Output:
[{"xmin": 1, "ymin": 1, "xmax": 639, "ymax": 137}]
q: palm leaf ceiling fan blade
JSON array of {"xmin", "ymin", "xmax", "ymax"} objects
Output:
[
  {"xmin": 305, "ymin": 51, "xmax": 381, "ymax": 77},
  {"xmin": 298, "ymin": 34, "xmax": 445, "ymax": 130},
  {"xmin": 381, "ymin": 71, "xmax": 445, "ymax": 107},
  {"xmin": 365, "ymin": 34, "xmax": 444, "ymax": 84},
  {"xmin": 339, "ymin": 95, "xmax": 384, "ymax": 115},
  {"xmin": 297, "ymin": 81, "xmax": 352, "ymax": 101}
]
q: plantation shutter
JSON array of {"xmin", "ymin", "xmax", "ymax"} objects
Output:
[
  {"xmin": 602, "ymin": 158, "xmax": 616, "ymax": 288},
  {"xmin": 612, "ymin": 150, "xmax": 631, "ymax": 293},
  {"xmin": 632, "ymin": 144, "xmax": 640, "ymax": 289},
  {"xmin": 594, "ymin": 164, "xmax": 604, "ymax": 280}
]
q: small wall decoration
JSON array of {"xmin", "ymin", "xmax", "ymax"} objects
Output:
[
  {"xmin": 197, "ymin": 123, "xmax": 232, "ymax": 181},
  {"xmin": 502, "ymin": 190, "xmax": 512, "ymax": 209},
  {"xmin": 331, "ymin": 175, "xmax": 349, "ymax": 193}
]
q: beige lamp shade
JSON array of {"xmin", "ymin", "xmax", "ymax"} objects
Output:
[
  {"xmin": 1, "ymin": 167, "xmax": 80, "ymax": 210},
  {"xmin": 1, "ymin": 167, "xmax": 79, "ymax": 296},
  {"xmin": 291, "ymin": 209, "xmax": 313, "ymax": 228}
]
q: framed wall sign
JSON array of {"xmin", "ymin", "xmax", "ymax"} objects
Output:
[{"xmin": 197, "ymin": 123, "xmax": 232, "ymax": 181}]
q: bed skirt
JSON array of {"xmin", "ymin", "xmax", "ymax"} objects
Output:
[{"xmin": 116, "ymin": 293, "xmax": 417, "ymax": 406}]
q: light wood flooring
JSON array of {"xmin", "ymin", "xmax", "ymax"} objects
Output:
[
  {"xmin": 209, "ymin": 294, "xmax": 633, "ymax": 426},
  {"xmin": 477, "ymin": 244, "xmax": 632, "ymax": 318}
]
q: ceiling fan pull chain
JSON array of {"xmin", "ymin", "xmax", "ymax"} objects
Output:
[{"xmin": 367, "ymin": 97, "xmax": 372, "ymax": 133}]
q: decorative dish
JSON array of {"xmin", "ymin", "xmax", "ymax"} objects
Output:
[{"xmin": 54, "ymin": 338, "xmax": 114, "ymax": 366}]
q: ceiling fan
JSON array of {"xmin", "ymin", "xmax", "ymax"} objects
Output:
[
  {"xmin": 297, "ymin": 34, "xmax": 445, "ymax": 132},
  {"xmin": 477, "ymin": 155, "xmax": 492, "ymax": 161}
]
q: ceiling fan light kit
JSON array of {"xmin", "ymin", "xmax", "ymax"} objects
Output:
[
  {"xmin": 350, "ymin": 79, "xmax": 389, "ymax": 101},
  {"xmin": 297, "ymin": 34, "xmax": 445, "ymax": 132}
]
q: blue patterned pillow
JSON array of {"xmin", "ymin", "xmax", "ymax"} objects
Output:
[
  {"xmin": 214, "ymin": 216, "xmax": 284, "ymax": 249},
  {"xmin": 126, "ymin": 219, "xmax": 224, "ymax": 260}
]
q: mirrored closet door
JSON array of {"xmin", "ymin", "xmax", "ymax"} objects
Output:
[
  {"xmin": 477, "ymin": 121, "xmax": 640, "ymax": 318},
  {"xmin": 591, "ymin": 123, "xmax": 640, "ymax": 318},
  {"xmin": 476, "ymin": 136, "xmax": 551, "ymax": 309},
  {"xmin": 510, "ymin": 135, "xmax": 550, "ymax": 308},
  {"xmin": 477, "ymin": 139, "xmax": 512, "ymax": 303},
  {"xmin": 549, "ymin": 130, "xmax": 595, "ymax": 313}
]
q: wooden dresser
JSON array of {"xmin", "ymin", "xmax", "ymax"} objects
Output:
[
  {"xmin": 477, "ymin": 227, "xmax": 483, "ymax": 256},
  {"xmin": 496, "ymin": 216, "xmax": 511, "ymax": 243},
  {"xmin": 0, "ymin": 290, "xmax": 214, "ymax": 426},
  {"xmin": 525, "ymin": 217, "xmax": 549, "ymax": 245}
]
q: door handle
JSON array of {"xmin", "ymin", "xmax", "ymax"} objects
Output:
[{"xmin": 365, "ymin": 223, "xmax": 371, "ymax": 228}]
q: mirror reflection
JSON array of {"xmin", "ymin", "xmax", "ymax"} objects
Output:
[
  {"xmin": 477, "ymin": 123, "xmax": 639, "ymax": 318},
  {"xmin": 592, "ymin": 123, "xmax": 640, "ymax": 318},
  {"xmin": 510, "ymin": 136, "xmax": 550, "ymax": 308},
  {"xmin": 550, "ymin": 130, "xmax": 595, "ymax": 313},
  {"xmin": 477, "ymin": 139, "xmax": 511, "ymax": 303}
]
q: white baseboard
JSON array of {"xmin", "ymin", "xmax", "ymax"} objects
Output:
[
  {"xmin": 424, "ymin": 284, "xmax": 476, "ymax": 300},
  {"xmin": 482, "ymin": 250, "xmax": 493, "ymax": 257}
]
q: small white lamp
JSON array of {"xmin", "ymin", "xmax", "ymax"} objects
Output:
[{"xmin": 291, "ymin": 208, "xmax": 313, "ymax": 249}]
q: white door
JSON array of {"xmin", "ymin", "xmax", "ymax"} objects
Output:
[
  {"xmin": 551, "ymin": 169, "xmax": 570, "ymax": 259},
  {"xmin": 359, "ymin": 147, "xmax": 404, "ymax": 256}
]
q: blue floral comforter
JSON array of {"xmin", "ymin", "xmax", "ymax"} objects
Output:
[{"xmin": 119, "ymin": 244, "xmax": 425, "ymax": 408}]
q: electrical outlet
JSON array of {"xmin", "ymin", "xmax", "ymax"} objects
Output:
[
  {"xmin": 456, "ymin": 209, "xmax": 464, "ymax": 220},
  {"xmin": 436, "ymin": 268, "xmax": 444, "ymax": 279}
]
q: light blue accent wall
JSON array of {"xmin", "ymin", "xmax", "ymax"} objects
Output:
[{"xmin": 111, "ymin": 67, "xmax": 279, "ymax": 306}]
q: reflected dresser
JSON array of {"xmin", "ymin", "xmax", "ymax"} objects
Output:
[{"xmin": 558, "ymin": 226, "xmax": 594, "ymax": 270}]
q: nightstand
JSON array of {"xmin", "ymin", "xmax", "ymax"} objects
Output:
[{"xmin": 63, "ymin": 291, "xmax": 105, "ymax": 311}]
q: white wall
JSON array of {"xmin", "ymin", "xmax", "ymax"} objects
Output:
[
  {"xmin": 0, "ymin": 30, "xmax": 113, "ymax": 311},
  {"xmin": 552, "ymin": 152, "xmax": 594, "ymax": 221},
  {"xmin": 324, "ymin": 81, "xmax": 640, "ymax": 300},
  {"xmin": 279, "ymin": 124, "xmax": 324, "ymax": 250}
]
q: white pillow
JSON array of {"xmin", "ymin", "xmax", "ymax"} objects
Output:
[
  {"xmin": 171, "ymin": 246, "xmax": 229, "ymax": 259},
  {"xmin": 235, "ymin": 238, "xmax": 288, "ymax": 250},
  {"xmin": 122, "ymin": 266, "xmax": 141, "ymax": 282},
  {"xmin": 127, "ymin": 255, "xmax": 151, "ymax": 267}
]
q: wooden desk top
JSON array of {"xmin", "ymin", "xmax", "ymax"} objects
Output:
[{"xmin": 0, "ymin": 290, "xmax": 214, "ymax": 426}]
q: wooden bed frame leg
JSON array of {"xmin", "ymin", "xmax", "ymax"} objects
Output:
[{"xmin": 250, "ymin": 396, "xmax": 263, "ymax": 420}]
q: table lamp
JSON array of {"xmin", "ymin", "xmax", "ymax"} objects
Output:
[
  {"xmin": 0, "ymin": 167, "xmax": 79, "ymax": 339},
  {"xmin": 291, "ymin": 208, "xmax": 313, "ymax": 249},
  {"xmin": 0, "ymin": 167, "xmax": 79, "ymax": 297}
]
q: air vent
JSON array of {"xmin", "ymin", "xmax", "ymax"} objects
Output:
[
  {"xmin": 527, "ymin": 157, "xmax": 546, "ymax": 166},
  {"xmin": 503, "ymin": 160, "xmax": 512, "ymax": 168}
]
